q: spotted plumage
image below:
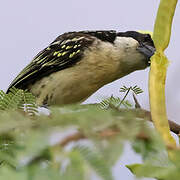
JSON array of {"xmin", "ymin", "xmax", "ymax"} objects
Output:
[
  {"xmin": 7, "ymin": 32, "xmax": 95, "ymax": 91},
  {"xmin": 7, "ymin": 30, "xmax": 120, "ymax": 92},
  {"xmin": 7, "ymin": 30, "xmax": 155, "ymax": 106}
]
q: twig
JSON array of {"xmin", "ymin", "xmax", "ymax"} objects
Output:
[
  {"xmin": 59, "ymin": 128, "xmax": 148, "ymax": 147},
  {"xmin": 59, "ymin": 99, "xmax": 180, "ymax": 147},
  {"xmin": 118, "ymin": 87, "xmax": 131, "ymax": 107},
  {"xmin": 60, "ymin": 132, "xmax": 86, "ymax": 146},
  {"xmin": 133, "ymin": 93, "xmax": 141, "ymax": 108},
  {"xmin": 141, "ymin": 109, "xmax": 180, "ymax": 135},
  {"xmin": 132, "ymin": 95, "xmax": 180, "ymax": 135},
  {"xmin": 88, "ymin": 101, "xmax": 180, "ymax": 135}
]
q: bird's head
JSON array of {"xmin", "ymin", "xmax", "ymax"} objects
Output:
[{"xmin": 115, "ymin": 31, "xmax": 155, "ymax": 74}]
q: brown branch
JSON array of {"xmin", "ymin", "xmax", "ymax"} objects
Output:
[
  {"xmin": 132, "ymin": 94, "xmax": 180, "ymax": 135},
  {"xmin": 59, "ymin": 98, "xmax": 180, "ymax": 147},
  {"xmin": 90, "ymin": 100, "xmax": 180, "ymax": 136},
  {"xmin": 141, "ymin": 109, "xmax": 180, "ymax": 135},
  {"xmin": 60, "ymin": 132, "xmax": 86, "ymax": 146},
  {"xmin": 133, "ymin": 93, "xmax": 141, "ymax": 108},
  {"xmin": 59, "ymin": 128, "xmax": 149, "ymax": 147}
]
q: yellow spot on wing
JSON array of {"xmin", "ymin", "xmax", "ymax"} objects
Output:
[
  {"xmin": 57, "ymin": 53, "xmax": 62, "ymax": 57},
  {"xmin": 76, "ymin": 50, "xmax": 80, "ymax": 54},
  {"xmin": 66, "ymin": 46, "xmax": 73, "ymax": 50},
  {"xmin": 53, "ymin": 52, "xmax": 59, "ymax": 56},
  {"xmin": 62, "ymin": 51, "xmax": 68, "ymax": 56},
  {"xmin": 69, "ymin": 52, "xmax": 76, "ymax": 58}
]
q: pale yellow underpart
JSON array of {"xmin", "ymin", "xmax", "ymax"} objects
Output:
[{"xmin": 29, "ymin": 37, "xmax": 148, "ymax": 106}]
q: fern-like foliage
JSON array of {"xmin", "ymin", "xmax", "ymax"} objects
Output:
[
  {"xmin": 99, "ymin": 96, "xmax": 132, "ymax": 109},
  {"xmin": 0, "ymin": 87, "xmax": 23, "ymax": 110},
  {"xmin": 119, "ymin": 85, "xmax": 143, "ymax": 95},
  {"xmin": 118, "ymin": 85, "xmax": 143, "ymax": 107},
  {"xmin": 21, "ymin": 90, "xmax": 38, "ymax": 115},
  {"xmin": 99, "ymin": 85, "xmax": 143, "ymax": 110},
  {"xmin": 0, "ymin": 86, "xmax": 179, "ymax": 180},
  {"xmin": 0, "ymin": 87, "xmax": 151, "ymax": 180},
  {"xmin": 73, "ymin": 145, "xmax": 114, "ymax": 180},
  {"xmin": 0, "ymin": 87, "xmax": 37, "ymax": 115}
]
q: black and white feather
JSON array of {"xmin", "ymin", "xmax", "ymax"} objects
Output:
[{"xmin": 7, "ymin": 30, "xmax": 155, "ymax": 106}]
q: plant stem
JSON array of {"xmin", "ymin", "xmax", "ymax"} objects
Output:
[
  {"xmin": 118, "ymin": 87, "xmax": 131, "ymax": 107},
  {"xmin": 149, "ymin": 0, "xmax": 178, "ymax": 150}
]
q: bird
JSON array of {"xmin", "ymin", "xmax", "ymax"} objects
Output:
[{"xmin": 7, "ymin": 30, "xmax": 155, "ymax": 106}]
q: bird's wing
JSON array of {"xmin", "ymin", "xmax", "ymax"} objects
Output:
[
  {"xmin": 7, "ymin": 33, "xmax": 94, "ymax": 92},
  {"xmin": 7, "ymin": 30, "xmax": 118, "ymax": 92}
]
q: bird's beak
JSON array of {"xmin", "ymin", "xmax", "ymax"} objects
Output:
[{"xmin": 137, "ymin": 43, "xmax": 156, "ymax": 59}]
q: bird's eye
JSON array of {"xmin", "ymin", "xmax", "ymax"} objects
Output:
[
  {"xmin": 143, "ymin": 34, "xmax": 155, "ymax": 47},
  {"xmin": 144, "ymin": 34, "xmax": 151, "ymax": 42}
]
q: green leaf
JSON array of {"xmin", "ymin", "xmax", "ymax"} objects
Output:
[
  {"xmin": 96, "ymin": 138, "xmax": 124, "ymax": 166},
  {"xmin": 61, "ymin": 151, "xmax": 86, "ymax": 180},
  {"xmin": 0, "ymin": 88, "xmax": 38, "ymax": 115},
  {"xmin": 27, "ymin": 164, "xmax": 61, "ymax": 180},
  {"xmin": 0, "ymin": 88, "xmax": 23, "ymax": 110},
  {"xmin": 0, "ymin": 166, "xmax": 27, "ymax": 180},
  {"xmin": 127, "ymin": 163, "xmax": 180, "ymax": 180},
  {"xmin": 16, "ymin": 130, "xmax": 51, "ymax": 167},
  {"xmin": 74, "ymin": 145, "xmax": 114, "ymax": 180}
]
